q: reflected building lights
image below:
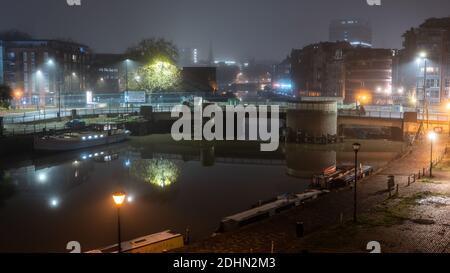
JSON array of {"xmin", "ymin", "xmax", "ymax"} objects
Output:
[
  {"xmin": 37, "ymin": 173, "xmax": 47, "ymax": 183},
  {"xmin": 50, "ymin": 198, "xmax": 59, "ymax": 208}
]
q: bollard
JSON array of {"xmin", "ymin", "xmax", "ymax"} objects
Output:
[
  {"xmin": 396, "ymin": 184, "xmax": 399, "ymax": 196},
  {"xmin": 408, "ymin": 176, "xmax": 411, "ymax": 186},
  {"xmin": 413, "ymin": 174, "xmax": 416, "ymax": 183},
  {"xmin": 296, "ymin": 222, "xmax": 304, "ymax": 238}
]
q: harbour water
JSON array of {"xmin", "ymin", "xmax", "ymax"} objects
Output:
[{"xmin": 0, "ymin": 135, "xmax": 406, "ymax": 252}]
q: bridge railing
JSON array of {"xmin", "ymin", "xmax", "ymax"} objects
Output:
[
  {"xmin": 2, "ymin": 106, "xmax": 141, "ymax": 124},
  {"xmin": 339, "ymin": 110, "xmax": 450, "ymax": 122}
]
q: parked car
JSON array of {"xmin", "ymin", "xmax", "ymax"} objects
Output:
[{"xmin": 65, "ymin": 119, "xmax": 86, "ymax": 129}]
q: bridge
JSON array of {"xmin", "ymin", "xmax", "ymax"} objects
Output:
[{"xmin": 2, "ymin": 100, "xmax": 450, "ymax": 138}]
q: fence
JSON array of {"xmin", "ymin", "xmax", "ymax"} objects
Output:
[
  {"xmin": 2, "ymin": 106, "xmax": 141, "ymax": 124},
  {"xmin": 388, "ymin": 144, "xmax": 448, "ymax": 197}
]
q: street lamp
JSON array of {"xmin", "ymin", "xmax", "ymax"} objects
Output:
[
  {"xmin": 352, "ymin": 143, "xmax": 361, "ymax": 223},
  {"xmin": 428, "ymin": 132, "xmax": 437, "ymax": 178},
  {"xmin": 46, "ymin": 58, "xmax": 61, "ymax": 118},
  {"xmin": 112, "ymin": 191, "xmax": 126, "ymax": 253}
]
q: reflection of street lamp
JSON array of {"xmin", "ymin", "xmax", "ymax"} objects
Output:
[
  {"xmin": 352, "ymin": 143, "xmax": 361, "ymax": 223},
  {"xmin": 112, "ymin": 191, "xmax": 126, "ymax": 253},
  {"xmin": 428, "ymin": 132, "xmax": 437, "ymax": 178}
]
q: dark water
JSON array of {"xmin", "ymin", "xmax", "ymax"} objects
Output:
[{"xmin": 0, "ymin": 137, "xmax": 404, "ymax": 252}]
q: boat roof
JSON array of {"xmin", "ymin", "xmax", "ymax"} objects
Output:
[{"xmin": 87, "ymin": 230, "xmax": 182, "ymax": 253}]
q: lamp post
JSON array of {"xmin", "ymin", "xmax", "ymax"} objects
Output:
[
  {"xmin": 47, "ymin": 59, "xmax": 62, "ymax": 119},
  {"xmin": 112, "ymin": 191, "xmax": 126, "ymax": 253},
  {"xmin": 428, "ymin": 132, "xmax": 437, "ymax": 178},
  {"xmin": 352, "ymin": 143, "xmax": 361, "ymax": 223}
]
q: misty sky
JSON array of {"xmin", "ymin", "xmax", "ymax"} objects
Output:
[{"xmin": 1, "ymin": 0, "xmax": 450, "ymax": 62}]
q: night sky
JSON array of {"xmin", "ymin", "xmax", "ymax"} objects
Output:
[{"xmin": 1, "ymin": 0, "xmax": 450, "ymax": 61}]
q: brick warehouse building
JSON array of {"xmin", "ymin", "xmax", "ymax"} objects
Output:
[
  {"xmin": 0, "ymin": 39, "xmax": 91, "ymax": 108},
  {"xmin": 290, "ymin": 41, "xmax": 393, "ymax": 104}
]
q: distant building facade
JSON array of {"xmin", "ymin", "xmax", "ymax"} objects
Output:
[
  {"xmin": 179, "ymin": 48, "xmax": 199, "ymax": 67},
  {"xmin": 0, "ymin": 39, "xmax": 90, "ymax": 107},
  {"xmin": 290, "ymin": 42, "xmax": 350, "ymax": 98},
  {"xmin": 329, "ymin": 19, "xmax": 372, "ymax": 48},
  {"xmin": 89, "ymin": 53, "xmax": 124, "ymax": 94},
  {"xmin": 344, "ymin": 47, "xmax": 393, "ymax": 104},
  {"xmin": 393, "ymin": 17, "xmax": 450, "ymax": 105},
  {"xmin": 272, "ymin": 56, "xmax": 293, "ymax": 94},
  {"xmin": 290, "ymin": 42, "xmax": 393, "ymax": 104}
]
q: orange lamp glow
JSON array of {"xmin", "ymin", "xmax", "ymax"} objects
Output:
[
  {"xmin": 13, "ymin": 89, "xmax": 23, "ymax": 99},
  {"xmin": 112, "ymin": 192, "xmax": 126, "ymax": 206}
]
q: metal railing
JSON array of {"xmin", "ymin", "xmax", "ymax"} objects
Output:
[{"xmin": 2, "ymin": 106, "xmax": 141, "ymax": 124}]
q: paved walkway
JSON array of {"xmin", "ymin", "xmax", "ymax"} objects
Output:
[{"xmin": 176, "ymin": 137, "xmax": 449, "ymax": 253}]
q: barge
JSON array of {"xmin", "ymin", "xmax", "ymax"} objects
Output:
[
  {"xmin": 218, "ymin": 190, "xmax": 325, "ymax": 232},
  {"xmin": 33, "ymin": 129, "xmax": 130, "ymax": 152}
]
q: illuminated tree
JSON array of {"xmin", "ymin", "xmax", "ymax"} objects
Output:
[
  {"xmin": 129, "ymin": 59, "xmax": 181, "ymax": 92},
  {"xmin": 130, "ymin": 159, "xmax": 180, "ymax": 188},
  {"xmin": 125, "ymin": 38, "xmax": 181, "ymax": 93}
]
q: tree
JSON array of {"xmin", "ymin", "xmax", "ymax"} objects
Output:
[
  {"xmin": 129, "ymin": 58, "xmax": 181, "ymax": 92},
  {"xmin": 0, "ymin": 85, "xmax": 12, "ymax": 109},
  {"xmin": 125, "ymin": 38, "xmax": 178, "ymax": 64}
]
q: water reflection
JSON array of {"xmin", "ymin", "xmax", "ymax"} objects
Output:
[
  {"xmin": 130, "ymin": 158, "xmax": 180, "ymax": 188},
  {"xmin": 285, "ymin": 148, "xmax": 337, "ymax": 178},
  {"xmin": 0, "ymin": 170, "xmax": 16, "ymax": 205},
  {"xmin": 0, "ymin": 138, "xmax": 406, "ymax": 252}
]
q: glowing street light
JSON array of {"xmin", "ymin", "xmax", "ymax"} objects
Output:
[
  {"xmin": 13, "ymin": 89, "xmax": 23, "ymax": 100},
  {"xmin": 112, "ymin": 191, "xmax": 126, "ymax": 253},
  {"xmin": 428, "ymin": 131, "xmax": 437, "ymax": 178}
]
